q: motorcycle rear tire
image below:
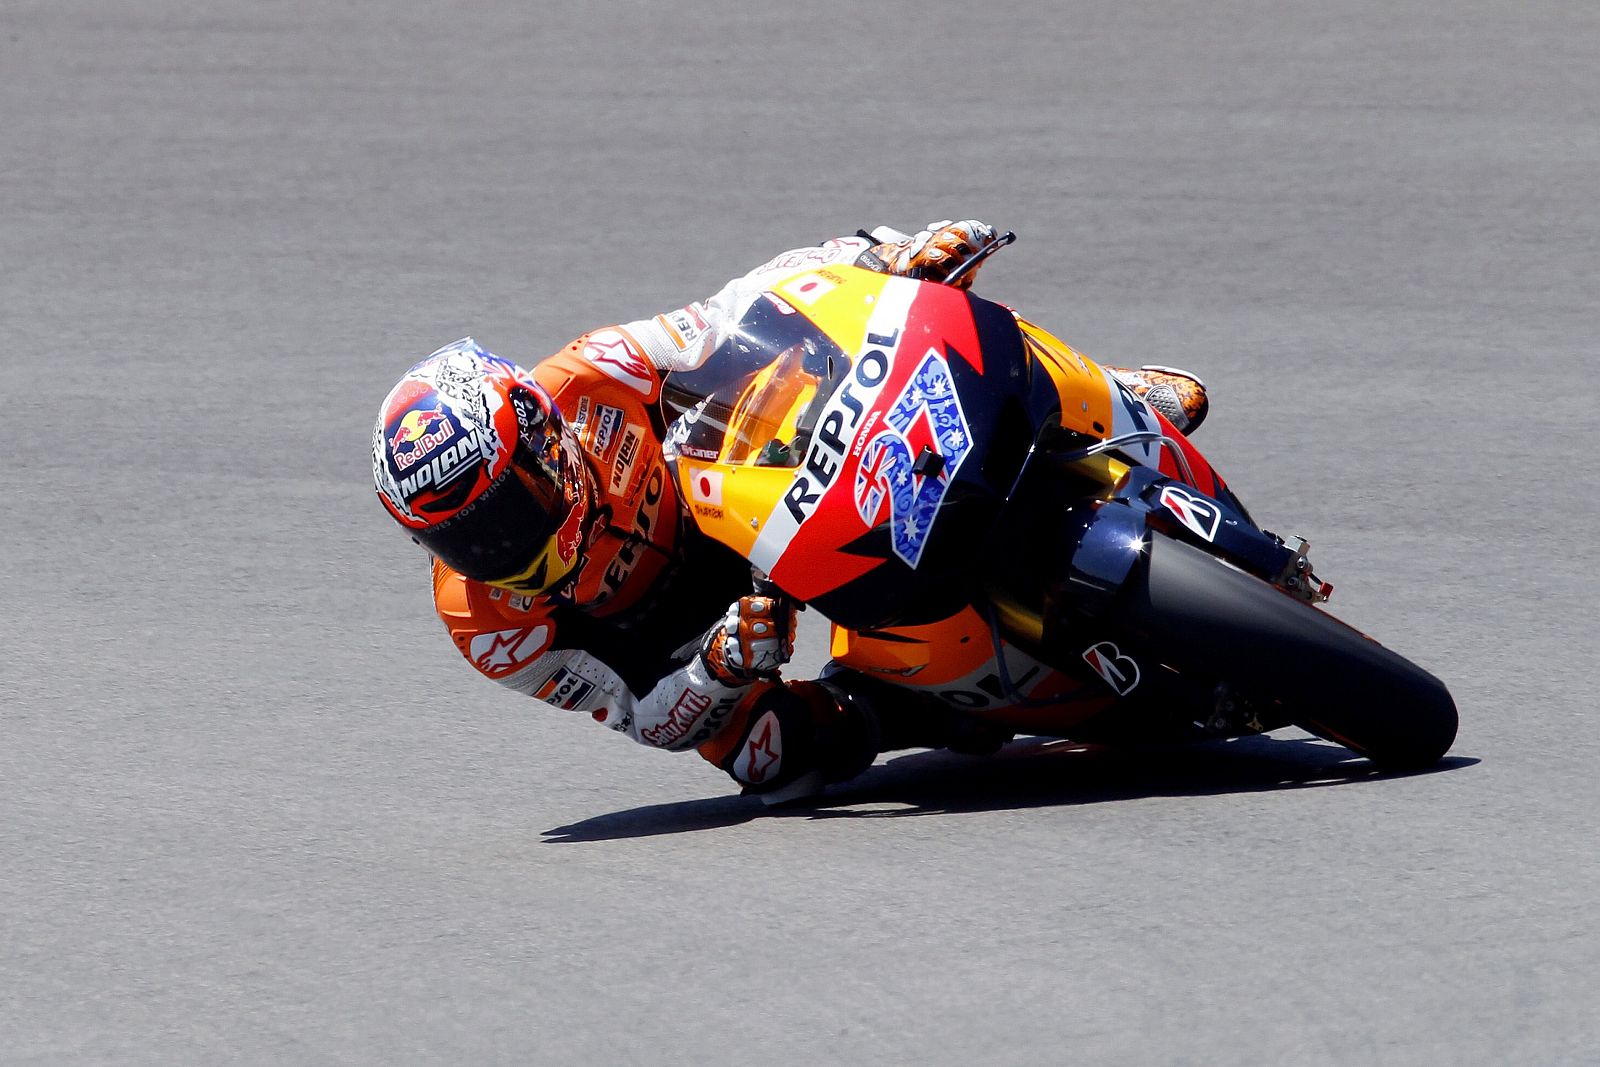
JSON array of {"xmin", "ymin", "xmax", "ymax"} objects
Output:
[{"xmin": 1112, "ymin": 532, "xmax": 1458, "ymax": 769}]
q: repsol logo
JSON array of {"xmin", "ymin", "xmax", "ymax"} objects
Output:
[
  {"xmin": 782, "ymin": 328, "xmax": 899, "ymax": 523},
  {"xmin": 397, "ymin": 429, "xmax": 495, "ymax": 497}
]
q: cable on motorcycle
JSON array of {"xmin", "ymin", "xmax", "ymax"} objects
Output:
[
  {"xmin": 978, "ymin": 600, "xmax": 1073, "ymax": 709},
  {"xmin": 942, "ymin": 230, "xmax": 1017, "ymax": 289}
]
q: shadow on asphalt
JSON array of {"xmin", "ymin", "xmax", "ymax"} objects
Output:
[{"xmin": 542, "ymin": 736, "xmax": 1478, "ymax": 843}]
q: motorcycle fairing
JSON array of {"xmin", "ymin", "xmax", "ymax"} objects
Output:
[
  {"xmin": 996, "ymin": 463, "xmax": 1311, "ymax": 643},
  {"xmin": 668, "ymin": 268, "xmax": 1072, "ymax": 626},
  {"xmin": 661, "ymin": 264, "xmax": 1231, "ymax": 629},
  {"xmin": 829, "ymin": 605, "xmax": 1118, "ymax": 731}
]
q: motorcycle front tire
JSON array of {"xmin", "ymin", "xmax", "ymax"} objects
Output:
[{"xmin": 1111, "ymin": 532, "xmax": 1458, "ymax": 769}]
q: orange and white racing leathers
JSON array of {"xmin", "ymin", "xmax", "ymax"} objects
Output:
[{"xmin": 431, "ymin": 235, "xmax": 891, "ymax": 791}]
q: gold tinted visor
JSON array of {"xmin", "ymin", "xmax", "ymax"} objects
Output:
[{"xmin": 481, "ymin": 458, "xmax": 592, "ymax": 596}]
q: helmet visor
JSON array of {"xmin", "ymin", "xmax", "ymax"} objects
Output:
[
  {"xmin": 416, "ymin": 457, "xmax": 572, "ymax": 585},
  {"xmin": 480, "ymin": 452, "xmax": 593, "ymax": 595}
]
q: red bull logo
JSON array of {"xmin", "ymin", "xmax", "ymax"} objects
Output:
[
  {"xmin": 554, "ymin": 477, "xmax": 588, "ymax": 565},
  {"xmin": 388, "ymin": 406, "xmax": 456, "ymax": 470}
]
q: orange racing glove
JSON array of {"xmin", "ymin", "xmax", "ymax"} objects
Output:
[
  {"xmin": 872, "ymin": 220, "xmax": 999, "ymax": 289},
  {"xmin": 701, "ymin": 595, "xmax": 799, "ymax": 685}
]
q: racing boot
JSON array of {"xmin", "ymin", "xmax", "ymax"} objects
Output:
[
  {"xmin": 702, "ymin": 673, "xmax": 1013, "ymax": 806},
  {"xmin": 700, "ymin": 680, "xmax": 883, "ymax": 806},
  {"xmin": 752, "ymin": 675, "xmax": 1010, "ymax": 805},
  {"xmin": 1105, "ymin": 365, "xmax": 1210, "ymax": 434}
]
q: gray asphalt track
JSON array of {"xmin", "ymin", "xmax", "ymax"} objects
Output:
[{"xmin": 4, "ymin": 1, "xmax": 1597, "ymax": 1063}]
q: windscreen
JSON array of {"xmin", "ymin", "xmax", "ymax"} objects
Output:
[{"xmin": 660, "ymin": 294, "xmax": 851, "ymax": 469}]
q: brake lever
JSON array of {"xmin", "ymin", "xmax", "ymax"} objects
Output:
[
  {"xmin": 941, "ymin": 229, "xmax": 1016, "ymax": 289},
  {"xmin": 751, "ymin": 568, "xmax": 801, "ymax": 612}
]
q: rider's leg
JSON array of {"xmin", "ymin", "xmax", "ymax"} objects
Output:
[
  {"xmin": 696, "ymin": 680, "xmax": 878, "ymax": 802},
  {"xmin": 819, "ymin": 669, "xmax": 1011, "ymax": 757},
  {"xmin": 696, "ymin": 672, "xmax": 1010, "ymax": 803}
]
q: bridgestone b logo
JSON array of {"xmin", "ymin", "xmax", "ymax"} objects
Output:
[
  {"xmin": 1158, "ymin": 485, "xmax": 1223, "ymax": 542},
  {"xmin": 1082, "ymin": 641, "xmax": 1141, "ymax": 696}
]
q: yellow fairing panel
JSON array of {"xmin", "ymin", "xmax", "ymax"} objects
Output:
[
  {"xmin": 674, "ymin": 462, "xmax": 794, "ymax": 560},
  {"xmin": 1017, "ymin": 318, "xmax": 1114, "ymax": 440},
  {"xmin": 771, "ymin": 267, "xmax": 896, "ymax": 354}
]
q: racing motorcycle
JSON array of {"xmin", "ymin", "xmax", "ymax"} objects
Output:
[{"xmin": 659, "ymin": 236, "xmax": 1457, "ymax": 769}]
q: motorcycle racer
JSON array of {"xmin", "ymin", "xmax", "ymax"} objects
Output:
[{"xmin": 372, "ymin": 221, "xmax": 1210, "ymax": 802}]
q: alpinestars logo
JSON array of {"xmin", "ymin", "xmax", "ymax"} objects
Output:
[
  {"xmin": 740, "ymin": 710, "xmax": 783, "ymax": 784},
  {"xmin": 1082, "ymin": 641, "xmax": 1141, "ymax": 696},
  {"xmin": 1158, "ymin": 485, "xmax": 1223, "ymax": 542},
  {"xmin": 581, "ymin": 331, "xmax": 654, "ymax": 395},
  {"xmin": 468, "ymin": 626, "xmax": 551, "ymax": 677}
]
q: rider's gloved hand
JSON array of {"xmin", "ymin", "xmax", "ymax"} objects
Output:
[
  {"xmin": 701, "ymin": 594, "xmax": 798, "ymax": 686},
  {"xmin": 873, "ymin": 220, "xmax": 998, "ymax": 289}
]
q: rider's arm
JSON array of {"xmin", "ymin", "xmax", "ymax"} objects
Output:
[
  {"xmin": 431, "ymin": 560, "xmax": 748, "ymax": 751},
  {"xmin": 607, "ymin": 234, "xmax": 878, "ymax": 374},
  {"xmin": 604, "ymin": 221, "xmax": 995, "ymax": 375}
]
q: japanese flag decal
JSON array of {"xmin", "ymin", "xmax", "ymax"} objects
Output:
[{"xmin": 1083, "ymin": 641, "xmax": 1141, "ymax": 696}]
